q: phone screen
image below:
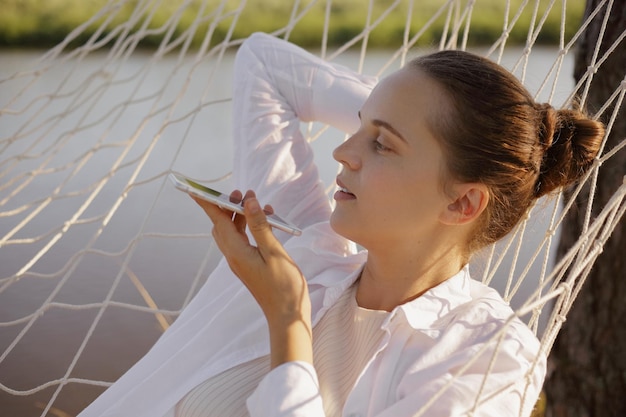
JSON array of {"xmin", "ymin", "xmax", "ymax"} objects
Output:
[{"xmin": 185, "ymin": 178, "xmax": 225, "ymax": 198}]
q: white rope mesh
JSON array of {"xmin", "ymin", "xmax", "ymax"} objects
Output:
[{"xmin": 0, "ymin": 0, "xmax": 624, "ymax": 416}]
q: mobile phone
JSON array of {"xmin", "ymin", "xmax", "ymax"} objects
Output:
[{"xmin": 168, "ymin": 173, "xmax": 302, "ymax": 236}]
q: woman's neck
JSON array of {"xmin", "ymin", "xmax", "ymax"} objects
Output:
[{"xmin": 356, "ymin": 241, "xmax": 466, "ymax": 312}]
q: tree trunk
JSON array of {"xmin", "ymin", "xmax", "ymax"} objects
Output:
[{"xmin": 544, "ymin": 1, "xmax": 626, "ymax": 417}]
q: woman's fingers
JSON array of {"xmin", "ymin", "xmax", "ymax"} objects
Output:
[
  {"xmin": 233, "ymin": 212, "xmax": 247, "ymax": 235},
  {"xmin": 191, "ymin": 189, "xmax": 279, "ymax": 239},
  {"xmin": 229, "ymin": 189, "xmax": 243, "ymax": 204},
  {"xmin": 191, "ymin": 189, "xmax": 280, "ymax": 256},
  {"xmin": 242, "ymin": 192, "xmax": 278, "ymax": 250},
  {"xmin": 190, "ymin": 193, "xmax": 247, "ymax": 248},
  {"xmin": 191, "ymin": 195, "xmax": 229, "ymax": 224}
]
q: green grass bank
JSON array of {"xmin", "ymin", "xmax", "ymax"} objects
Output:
[{"xmin": 0, "ymin": 0, "xmax": 584, "ymax": 49}]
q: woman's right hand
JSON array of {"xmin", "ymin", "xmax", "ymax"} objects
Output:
[{"xmin": 192, "ymin": 190, "xmax": 313, "ymax": 369}]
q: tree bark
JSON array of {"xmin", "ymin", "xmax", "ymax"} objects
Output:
[{"xmin": 544, "ymin": 1, "xmax": 626, "ymax": 417}]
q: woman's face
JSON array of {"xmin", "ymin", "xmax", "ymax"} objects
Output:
[{"xmin": 330, "ymin": 66, "xmax": 453, "ymax": 250}]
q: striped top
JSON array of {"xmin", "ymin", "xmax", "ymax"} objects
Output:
[{"xmin": 175, "ymin": 283, "xmax": 389, "ymax": 417}]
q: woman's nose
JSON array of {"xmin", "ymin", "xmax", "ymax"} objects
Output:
[{"xmin": 333, "ymin": 135, "xmax": 361, "ymax": 170}]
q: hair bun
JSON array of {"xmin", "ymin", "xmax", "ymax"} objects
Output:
[{"xmin": 534, "ymin": 105, "xmax": 604, "ymax": 198}]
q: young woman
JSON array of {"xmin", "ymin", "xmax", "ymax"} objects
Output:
[{"xmin": 79, "ymin": 33, "xmax": 604, "ymax": 417}]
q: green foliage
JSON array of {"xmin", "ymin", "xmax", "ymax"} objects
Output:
[
  {"xmin": 0, "ymin": 0, "xmax": 585, "ymax": 49},
  {"xmin": 0, "ymin": 0, "xmax": 103, "ymax": 46}
]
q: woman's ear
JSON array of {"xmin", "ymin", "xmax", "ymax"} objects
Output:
[{"xmin": 440, "ymin": 183, "xmax": 489, "ymax": 225}]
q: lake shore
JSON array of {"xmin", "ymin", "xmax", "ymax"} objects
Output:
[{"xmin": 0, "ymin": 0, "xmax": 583, "ymax": 49}]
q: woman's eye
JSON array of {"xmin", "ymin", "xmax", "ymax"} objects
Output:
[{"xmin": 374, "ymin": 139, "xmax": 390, "ymax": 152}]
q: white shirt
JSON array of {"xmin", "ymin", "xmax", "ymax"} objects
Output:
[
  {"xmin": 175, "ymin": 282, "xmax": 389, "ymax": 417},
  {"xmin": 78, "ymin": 32, "xmax": 546, "ymax": 417},
  {"xmin": 312, "ymin": 283, "xmax": 390, "ymax": 417}
]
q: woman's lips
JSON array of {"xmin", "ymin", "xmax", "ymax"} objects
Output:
[
  {"xmin": 334, "ymin": 180, "xmax": 356, "ymax": 201},
  {"xmin": 334, "ymin": 189, "xmax": 356, "ymax": 200}
]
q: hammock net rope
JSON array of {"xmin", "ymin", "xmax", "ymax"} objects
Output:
[{"xmin": 0, "ymin": 0, "xmax": 625, "ymax": 416}]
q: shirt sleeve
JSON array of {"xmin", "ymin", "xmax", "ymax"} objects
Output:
[
  {"xmin": 246, "ymin": 361, "xmax": 325, "ymax": 417},
  {"xmin": 232, "ymin": 33, "xmax": 376, "ymax": 239}
]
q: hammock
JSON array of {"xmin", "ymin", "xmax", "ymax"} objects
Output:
[{"xmin": 1, "ymin": 0, "xmax": 624, "ymax": 416}]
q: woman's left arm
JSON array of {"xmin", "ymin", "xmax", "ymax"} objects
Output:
[
  {"xmin": 194, "ymin": 190, "xmax": 314, "ymax": 370},
  {"xmin": 194, "ymin": 189, "xmax": 327, "ymax": 416}
]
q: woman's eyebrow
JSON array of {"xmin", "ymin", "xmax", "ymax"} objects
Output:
[
  {"xmin": 358, "ymin": 111, "xmax": 408, "ymax": 143},
  {"xmin": 372, "ymin": 119, "xmax": 408, "ymax": 143}
]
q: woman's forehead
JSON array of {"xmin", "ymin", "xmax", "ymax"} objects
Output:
[{"xmin": 361, "ymin": 67, "xmax": 449, "ymax": 139}]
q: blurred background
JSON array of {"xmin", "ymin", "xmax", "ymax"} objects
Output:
[{"xmin": 1, "ymin": 1, "xmax": 624, "ymax": 417}]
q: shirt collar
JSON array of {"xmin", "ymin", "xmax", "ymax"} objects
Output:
[{"xmin": 393, "ymin": 265, "xmax": 473, "ymax": 331}]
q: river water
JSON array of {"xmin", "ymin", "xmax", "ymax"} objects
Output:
[{"xmin": 0, "ymin": 45, "xmax": 573, "ymax": 416}]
